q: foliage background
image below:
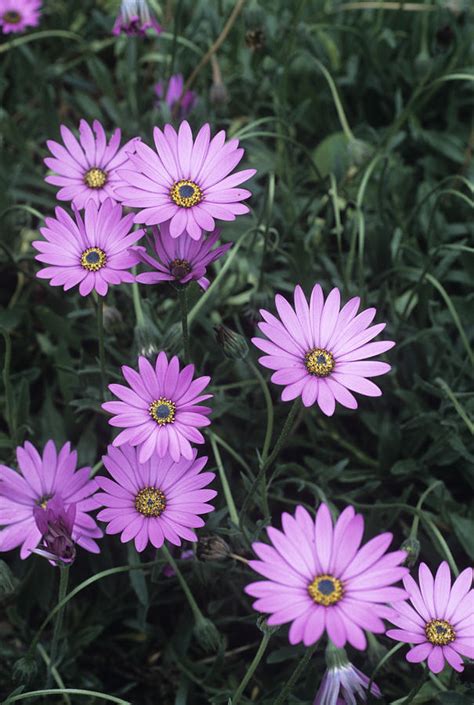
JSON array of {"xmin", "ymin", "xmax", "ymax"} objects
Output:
[{"xmin": 0, "ymin": 0, "xmax": 473, "ymax": 703}]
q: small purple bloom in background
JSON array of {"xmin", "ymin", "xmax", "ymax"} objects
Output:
[
  {"xmin": 94, "ymin": 445, "xmax": 216, "ymax": 552},
  {"xmin": 0, "ymin": 0, "xmax": 41, "ymax": 34},
  {"xmin": 387, "ymin": 561, "xmax": 473, "ymax": 673},
  {"xmin": 245, "ymin": 503, "xmax": 408, "ymax": 650},
  {"xmin": 44, "ymin": 119, "xmax": 140, "ymax": 209},
  {"xmin": 0, "ymin": 441, "xmax": 102, "ymax": 559},
  {"xmin": 113, "ymin": 0, "xmax": 161, "ymax": 37},
  {"xmin": 163, "ymin": 548, "xmax": 194, "ymax": 576},
  {"xmin": 155, "ymin": 74, "xmax": 197, "ymax": 118},
  {"xmin": 116, "ymin": 120, "xmax": 256, "ymax": 240},
  {"xmin": 33, "ymin": 496, "xmax": 76, "ymax": 565},
  {"xmin": 252, "ymin": 283, "xmax": 395, "ymax": 415},
  {"xmin": 135, "ymin": 222, "xmax": 231, "ymax": 291},
  {"xmin": 102, "ymin": 352, "xmax": 212, "ymax": 463},
  {"xmin": 313, "ymin": 655, "xmax": 381, "ymax": 705},
  {"xmin": 33, "ymin": 199, "xmax": 144, "ymax": 297}
]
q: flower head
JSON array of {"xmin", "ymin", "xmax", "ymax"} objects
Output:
[
  {"xmin": 33, "ymin": 198, "xmax": 144, "ymax": 296},
  {"xmin": 245, "ymin": 503, "xmax": 408, "ymax": 650},
  {"xmin": 155, "ymin": 74, "xmax": 197, "ymax": 118},
  {"xmin": 116, "ymin": 121, "xmax": 256, "ymax": 240},
  {"xmin": 0, "ymin": 0, "xmax": 41, "ymax": 34},
  {"xmin": 0, "ymin": 440, "xmax": 102, "ymax": 559},
  {"xmin": 102, "ymin": 352, "xmax": 212, "ymax": 463},
  {"xmin": 33, "ymin": 496, "xmax": 76, "ymax": 565},
  {"xmin": 135, "ymin": 222, "xmax": 231, "ymax": 290},
  {"xmin": 44, "ymin": 119, "xmax": 140, "ymax": 209},
  {"xmin": 94, "ymin": 445, "xmax": 216, "ymax": 552},
  {"xmin": 314, "ymin": 650, "xmax": 381, "ymax": 705},
  {"xmin": 252, "ymin": 283, "xmax": 395, "ymax": 415},
  {"xmin": 387, "ymin": 562, "xmax": 473, "ymax": 673},
  {"xmin": 112, "ymin": 0, "xmax": 161, "ymax": 36}
]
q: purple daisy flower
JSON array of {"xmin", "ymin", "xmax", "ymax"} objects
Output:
[
  {"xmin": 116, "ymin": 120, "xmax": 256, "ymax": 240},
  {"xmin": 102, "ymin": 352, "xmax": 212, "ymax": 463},
  {"xmin": 44, "ymin": 119, "xmax": 140, "ymax": 209},
  {"xmin": 0, "ymin": 0, "xmax": 40, "ymax": 33},
  {"xmin": 33, "ymin": 198, "xmax": 144, "ymax": 297},
  {"xmin": 94, "ymin": 445, "xmax": 216, "ymax": 552},
  {"xmin": 135, "ymin": 222, "xmax": 232, "ymax": 291},
  {"xmin": 314, "ymin": 660, "xmax": 381, "ymax": 705},
  {"xmin": 387, "ymin": 562, "xmax": 474, "ymax": 673},
  {"xmin": 155, "ymin": 74, "xmax": 197, "ymax": 118},
  {"xmin": 252, "ymin": 283, "xmax": 395, "ymax": 415},
  {"xmin": 0, "ymin": 440, "xmax": 102, "ymax": 559},
  {"xmin": 112, "ymin": 0, "xmax": 161, "ymax": 36},
  {"xmin": 245, "ymin": 503, "xmax": 408, "ymax": 650}
]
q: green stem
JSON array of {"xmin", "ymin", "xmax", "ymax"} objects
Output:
[
  {"xmin": 1, "ymin": 328, "xmax": 16, "ymax": 447},
  {"xmin": 409, "ymin": 480, "xmax": 443, "ymax": 540},
  {"xmin": 232, "ymin": 630, "xmax": 272, "ymax": 704},
  {"xmin": 398, "ymin": 668, "xmax": 430, "ymax": 705},
  {"xmin": 3, "ymin": 690, "xmax": 131, "ymax": 705},
  {"xmin": 161, "ymin": 544, "xmax": 204, "ymax": 623},
  {"xmin": 178, "ymin": 286, "xmax": 190, "ymax": 363},
  {"xmin": 46, "ymin": 565, "xmax": 70, "ymax": 688},
  {"xmin": 367, "ymin": 641, "xmax": 404, "ymax": 697},
  {"xmin": 96, "ymin": 296, "xmax": 106, "ymax": 399},
  {"xmin": 131, "ymin": 278, "xmax": 146, "ymax": 328},
  {"xmin": 167, "ymin": 0, "xmax": 183, "ymax": 85},
  {"xmin": 209, "ymin": 434, "xmax": 240, "ymax": 526},
  {"xmin": 273, "ymin": 644, "xmax": 317, "ymax": 705},
  {"xmin": 247, "ymin": 360, "xmax": 274, "ymax": 465}
]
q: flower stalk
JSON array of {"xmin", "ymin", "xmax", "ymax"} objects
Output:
[{"xmin": 46, "ymin": 564, "xmax": 70, "ymax": 688}]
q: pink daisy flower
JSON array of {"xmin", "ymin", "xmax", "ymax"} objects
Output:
[
  {"xmin": 94, "ymin": 444, "xmax": 216, "ymax": 552},
  {"xmin": 33, "ymin": 198, "xmax": 144, "ymax": 297},
  {"xmin": 245, "ymin": 503, "xmax": 408, "ymax": 650},
  {"xmin": 116, "ymin": 120, "xmax": 256, "ymax": 240},
  {"xmin": 44, "ymin": 119, "xmax": 140, "ymax": 209},
  {"xmin": 135, "ymin": 222, "xmax": 232, "ymax": 291},
  {"xmin": 155, "ymin": 74, "xmax": 197, "ymax": 118},
  {"xmin": 0, "ymin": 440, "xmax": 102, "ymax": 559},
  {"xmin": 0, "ymin": 0, "xmax": 41, "ymax": 33},
  {"xmin": 112, "ymin": 0, "xmax": 161, "ymax": 36},
  {"xmin": 387, "ymin": 562, "xmax": 474, "ymax": 673},
  {"xmin": 252, "ymin": 283, "xmax": 395, "ymax": 415},
  {"xmin": 102, "ymin": 352, "xmax": 212, "ymax": 463}
]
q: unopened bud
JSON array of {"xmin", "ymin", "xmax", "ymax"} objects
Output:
[
  {"xmin": 401, "ymin": 537, "xmax": 421, "ymax": 568},
  {"xmin": 197, "ymin": 535, "xmax": 231, "ymax": 562},
  {"xmin": 193, "ymin": 616, "xmax": 222, "ymax": 652},
  {"xmin": 245, "ymin": 28, "xmax": 265, "ymax": 51},
  {"xmin": 134, "ymin": 322, "xmax": 160, "ymax": 358},
  {"xmin": 214, "ymin": 324, "xmax": 249, "ymax": 360},
  {"xmin": 103, "ymin": 304, "xmax": 124, "ymax": 333},
  {"xmin": 13, "ymin": 654, "xmax": 38, "ymax": 683},
  {"xmin": 0, "ymin": 560, "xmax": 17, "ymax": 596},
  {"xmin": 210, "ymin": 81, "xmax": 229, "ymax": 106}
]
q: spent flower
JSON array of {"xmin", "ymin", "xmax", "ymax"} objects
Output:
[
  {"xmin": 113, "ymin": 0, "xmax": 161, "ymax": 36},
  {"xmin": 155, "ymin": 74, "xmax": 197, "ymax": 117},
  {"xmin": 33, "ymin": 495, "xmax": 76, "ymax": 565},
  {"xmin": 313, "ymin": 645, "xmax": 381, "ymax": 705}
]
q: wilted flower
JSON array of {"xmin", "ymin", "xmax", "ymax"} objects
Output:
[
  {"xmin": 245, "ymin": 28, "xmax": 265, "ymax": 51},
  {"xmin": 0, "ymin": 0, "xmax": 41, "ymax": 34},
  {"xmin": 135, "ymin": 222, "xmax": 231, "ymax": 290},
  {"xmin": 102, "ymin": 352, "xmax": 212, "ymax": 463},
  {"xmin": 214, "ymin": 324, "xmax": 249, "ymax": 360},
  {"xmin": 313, "ymin": 647, "xmax": 381, "ymax": 705},
  {"xmin": 33, "ymin": 199, "xmax": 144, "ymax": 296},
  {"xmin": 155, "ymin": 74, "xmax": 197, "ymax": 118},
  {"xmin": 113, "ymin": 0, "xmax": 161, "ymax": 36},
  {"xmin": 387, "ymin": 562, "xmax": 473, "ymax": 673},
  {"xmin": 116, "ymin": 120, "xmax": 256, "ymax": 240},
  {"xmin": 33, "ymin": 496, "xmax": 76, "ymax": 565},
  {"xmin": 252, "ymin": 283, "xmax": 395, "ymax": 415},
  {"xmin": 197, "ymin": 534, "xmax": 231, "ymax": 562},
  {"xmin": 0, "ymin": 440, "xmax": 102, "ymax": 558},
  {"xmin": 245, "ymin": 503, "xmax": 408, "ymax": 649},
  {"xmin": 44, "ymin": 119, "xmax": 140, "ymax": 209},
  {"xmin": 94, "ymin": 444, "xmax": 216, "ymax": 551}
]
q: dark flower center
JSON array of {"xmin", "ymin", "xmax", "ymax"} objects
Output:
[
  {"xmin": 425, "ymin": 619, "xmax": 455, "ymax": 646},
  {"xmin": 3, "ymin": 10, "xmax": 21, "ymax": 22},
  {"xmin": 308, "ymin": 574, "xmax": 344, "ymax": 606},
  {"xmin": 170, "ymin": 258, "xmax": 192, "ymax": 279},
  {"xmin": 84, "ymin": 167, "xmax": 108, "ymax": 189},
  {"xmin": 305, "ymin": 348, "xmax": 335, "ymax": 377},
  {"xmin": 170, "ymin": 179, "xmax": 203, "ymax": 208},
  {"xmin": 149, "ymin": 397, "xmax": 176, "ymax": 425},
  {"xmin": 135, "ymin": 487, "xmax": 166, "ymax": 517},
  {"xmin": 81, "ymin": 247, "xmax": 107, "ymax": 271}
]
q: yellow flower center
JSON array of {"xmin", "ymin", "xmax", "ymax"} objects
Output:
[
  {"xmin": 170, "ymin": 180, "xmax": 203, "ymax": 208},
  {"xmin": 308, "ymin": 574, "xmax": 344, "ymax": 606},
  {"xmin": 305, "ymin": 348, "xmax": 335, "ymax": 377},
  {"xmin": 425, "ymin": 619, "xmax": 455, "ymax": 646},
  {"xmin": 84, "ymin": 167, "xmax": 108, "ymax": 189},
  {"xmin": 81, "ymin": 247, "xmax": 107, "ymax": 272},
  {"xmin": 149, "ymin": 397, "xmax": 176, "ymax": 425},
  {"xmin": 3, "ymin": 11, "xmax": 21, "ymax": 23},
  {"xmin": 135, "ymin": 487, "xmax": 166, "ymax": 517}
]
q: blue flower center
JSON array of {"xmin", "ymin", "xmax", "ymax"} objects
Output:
[
  {"xmin": 317, "ymin": 579, "xmax": 335, "ymax": 595},
  {"xmin": 179, "ymin": 184, "xmax": 195, "ymax": 199},
  {"xmin": 156, "ymin": 404, "xmax": 171, "ymax": 419},
  {"xmin": 86, "ymin": 251, "xmax": 101, "ymax": 264}
]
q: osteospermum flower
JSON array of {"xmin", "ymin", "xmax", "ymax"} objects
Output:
[
  {"xmin": 135, "ymin": 222, "xmax": 231, "ymax": 290},
  {"xmin": 245, "ymin": 503, "xmax": 408, "ymax": 649},
  {"xmin": 0, "ymin": 440, "xmax": 102, "ymax": 559},
  {"xmin": 252, "ymin": 283, "xmax": 395, "ymax": 415},
  {"xmin": 33, "ymin": 496, "xmax": 76, "ymax": 565},
  {"xmin": 102, "ymin": 352, "xmax": 212, "ymax": 463},
  {"xmin": 44, "ymin": 119, "xmax": 140, "ymax": 209},
  {"xmin": 116, "ymin": 120, "xmax": 256, "ymax": 240},
  {"xmin": 112, "ymin": 0, "xmax": 161, "ymax": 36},
  {"xmin": 33, "ymin": 198, "xmax": 144, "ymax": 296},
  {"xmin": 94, "ymin": 444, "xmax": 216, "ymax": 552},
  {"xmin": 155, "ymin": 74, "xmax": 197, "ymax": 118},
  {"xmin": 387, "ymin": 562, "xmax": 473, "ymax": 673},
  {"xmin": 0, "ymin": 0, "xmax": 40, "ymax": 33}
]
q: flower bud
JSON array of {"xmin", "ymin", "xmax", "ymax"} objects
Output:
[
  {"xmin": 401, "ymin": 537, "xmax": 421, "ymax": 568},
  {"xmin": 33, "ymin": 497, "xmax": 76, "ymax": 565},
  {"xmin": 214, "ymin": 324, "xmax": 249, "ymax": 361},
  {"xmin": 0, "ymin": 560, "xmax": 17, "ymax": 596},
  {"xmin": 210, "ymin": 81, "xmax": 229, "ymax": 106},
  {"xmin": 13, "ymin": 654, "xmax": 38, "ymax": 683},
  {"xmin": 245, "ymin": 28, "xmax": 265, "ymax": 51},
  {"xmin": 196, "ymin": 535, "xmax": 231, "ymax": 562},
  {"xmin": 193, "ymin": 616, "xmax": 222, "ymax": 652},
  {"xmin": 102, "ymin": 304, "xmax": 124, "ymax": 334}
]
